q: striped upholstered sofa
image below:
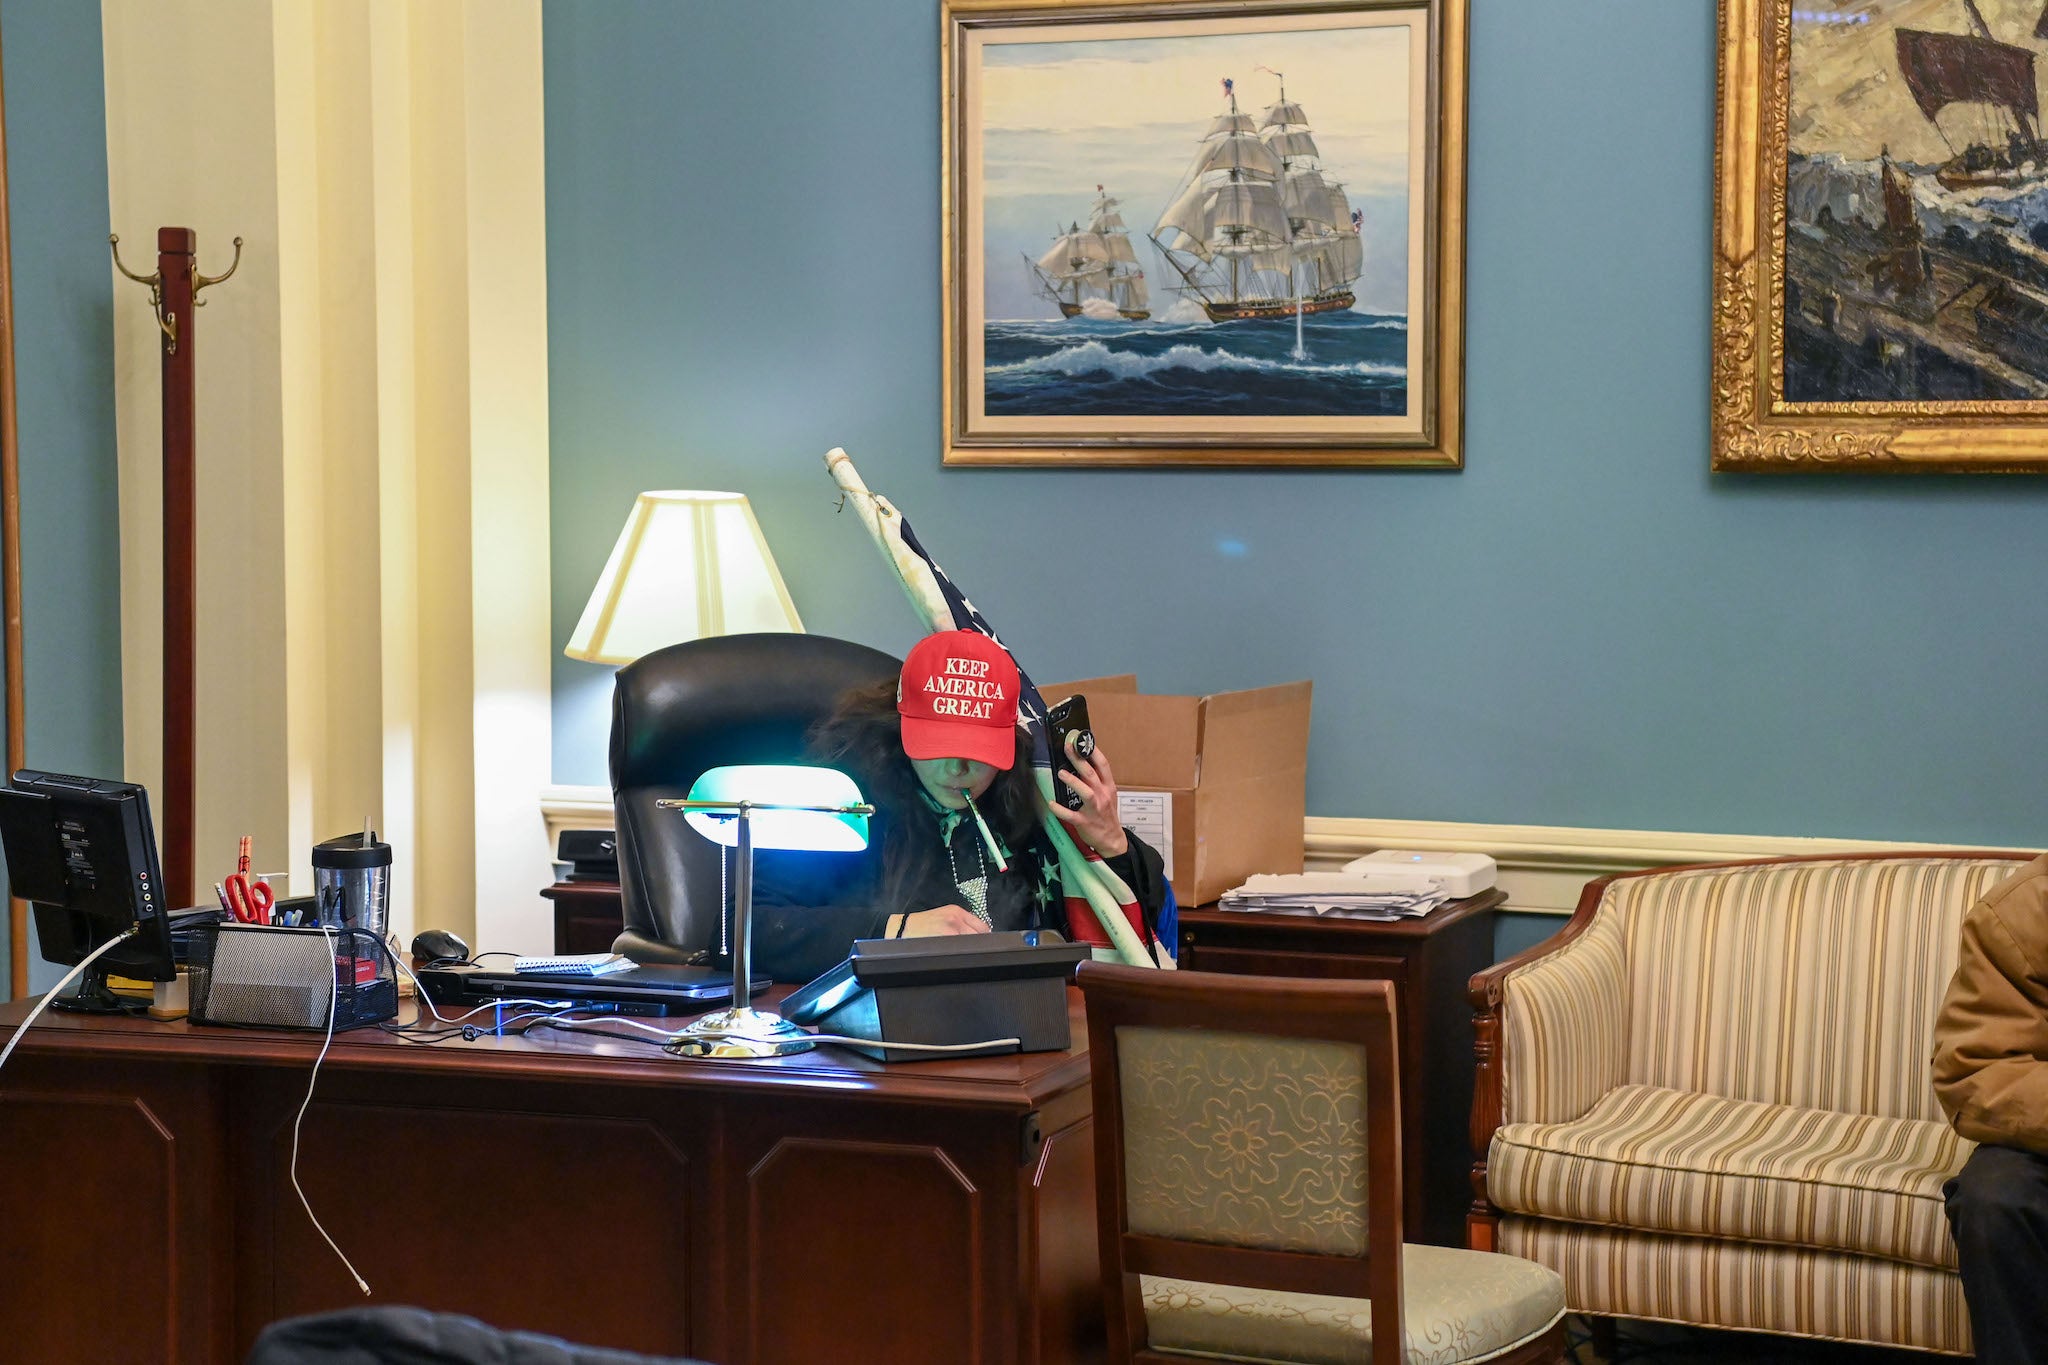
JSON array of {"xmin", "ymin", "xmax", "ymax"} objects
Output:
[{"xmin": 1466, "ymin": 852, "xmax": 2038, "ymax": 1356}]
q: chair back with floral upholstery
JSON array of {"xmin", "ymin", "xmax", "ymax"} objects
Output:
[{"xmin": 1078, "ymin": 962, "xmax": 1406, "ymax": 1364}]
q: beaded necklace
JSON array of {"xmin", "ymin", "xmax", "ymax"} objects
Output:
[{"xmin": 945, "ymin": 815, "xmax": 993, "ymax": 927}]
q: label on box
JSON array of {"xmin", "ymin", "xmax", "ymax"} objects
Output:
[{"xmin": 1116, "ymin": 790, "xmax": 1172, "ymax": 874}]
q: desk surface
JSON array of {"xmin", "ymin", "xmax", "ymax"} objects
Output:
[{"xmin": 0, "ymin": 983, "xmax": 1092, "ymax": 1109}]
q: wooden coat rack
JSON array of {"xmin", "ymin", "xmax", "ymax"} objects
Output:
[
  {"xmin": 109, "ymin": 227, "xmax": 241, "ymax": 912},
  {"xmin": 0, "ymin": 37, "xmax": 21, "ymax": 999}
]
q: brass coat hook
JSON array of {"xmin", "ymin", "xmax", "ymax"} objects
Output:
[
  {"xmin": 108, "ymin": 232, "xmax": 174, "ymax": 353},
  {"xmin": 109, "ymin": 232, "xmax": 244, "ymax": 355},
  {"xmin": 194, "ymin": 236, "xmax": 243, "ymax": 302}
]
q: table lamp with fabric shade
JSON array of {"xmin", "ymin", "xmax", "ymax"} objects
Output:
[
  {"xmin": 564, "ymin": 491, "xmax": 802, "ymax": 664},
  {"xmin": 658, "ymin": 764, "xmax": 872, "ymax": 1057}
]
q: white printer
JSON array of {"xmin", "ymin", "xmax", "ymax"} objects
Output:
[{"xmin": 1341, "ymin": 849, "xmax": 1498, "ymax": 899}]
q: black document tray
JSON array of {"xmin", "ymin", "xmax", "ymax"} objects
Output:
[{"xmin": 782, "ymin": 930, "xmax": 1089, "ymax": 1058}]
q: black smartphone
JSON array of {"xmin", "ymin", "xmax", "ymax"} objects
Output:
[{"xmin": 1046, "ymin": 694, "xmax": 1095, "ymax": 812}]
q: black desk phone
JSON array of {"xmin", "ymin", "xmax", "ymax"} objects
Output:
[{"xmin": 782, "ymin": 930, "xmax": 1089, "ymax": 1056}]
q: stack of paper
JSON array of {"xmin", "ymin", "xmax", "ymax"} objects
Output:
[
  {"xmin": 514, "ymin": 952, "xmax": 637, "ymax": 976},
  {"xmin": 1217, "ymin": 872, "xmax": 1454, "ymax": 919}
]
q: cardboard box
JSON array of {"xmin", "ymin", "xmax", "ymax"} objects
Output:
[{"xmin": 1037, "ymin": 674, "xmax": 1312, "ymax": 906}]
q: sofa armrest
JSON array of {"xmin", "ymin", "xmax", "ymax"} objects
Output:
[{"xmin": 1467, "ymin": 874, "xmax": 1629, "ymax": 1246}]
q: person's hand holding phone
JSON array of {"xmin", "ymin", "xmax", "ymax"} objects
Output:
[{"xmin": 1051, "ymin": 731, "xmax": 1128, "ymax": 858}]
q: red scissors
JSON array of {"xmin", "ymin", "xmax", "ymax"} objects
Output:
[{"xmin": 225, "ymin": 835, "xmax": 275, "ymax": 925}]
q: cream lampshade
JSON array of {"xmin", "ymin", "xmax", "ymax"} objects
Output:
[{"xmin": 564, "ymin": 491, "xmax": 803, "ymax": 665}]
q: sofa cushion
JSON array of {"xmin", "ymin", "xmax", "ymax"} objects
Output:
[
  {"xmin": 1140, "ymin": 1244, "xmax": 1564, "ymax": 1365},
  {"xmin": 1489, "ymin": 1084, "xmax": 1970, "ymax": 1268}
]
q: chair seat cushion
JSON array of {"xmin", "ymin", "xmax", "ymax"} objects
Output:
[
  {"xmin": 1139, "ymin": 1244, "xmax": 1565, "ymax": 1365},
  {"xmin": 1489, "ymin": 1085, "xmax": 1970, "ymax": 1268}
]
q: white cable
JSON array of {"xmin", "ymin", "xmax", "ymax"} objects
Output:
[
  {"xmin": 796, "ymin": 1033, "xmax": 1023, "ymax": 1054},
  {"xmin": 378, "ymin": 931, "xmax": 577, "ymax": 1030},
  {"xmin": 530, "ymin": 1013, "xmax": 1023, "ymax": 1055},
  {"xmin": 403, "ymin": 997, "xmax": 580, "ymax": 1028},
  {"xmin": 288, "ymin": 928, "xmax": 370, "ymax": 1297},
  {"xmin": 375, "ymin": 935, "xmax": 1024, "ymax": 1056},
  {"xmin": 0, "ymin": 927, "xmax": 141, "ymax": 1082}
]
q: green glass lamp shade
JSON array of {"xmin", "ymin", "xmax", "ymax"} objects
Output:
[{"xmin": 683, "ymin": 764, "xmax": 869, "ymax": 852}]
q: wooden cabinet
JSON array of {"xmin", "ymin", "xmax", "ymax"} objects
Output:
[
  {"xmin": 1176, "ymin": 890, "xmax": 1505, "ymax": 1248},
  {"xmin": 543, "ymin": 878, "xmax": 624, "ymax": 955}
]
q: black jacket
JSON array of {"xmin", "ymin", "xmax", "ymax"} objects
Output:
[{"xmin": 245, "ymin": 1306, "xmax": 701, "ymax": 1365}]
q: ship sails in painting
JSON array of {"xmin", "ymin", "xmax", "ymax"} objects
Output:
[
  {"xmin": 1775, "ymin": 0, "xmax": 2048, "ymax": 402},
  {"xmin": 1150, "ymin": 75, "xmax": 1365, "ymax": 322},
  {"xmin": 1025, "ymin": 188, "xmax": 1150, "ymax": 319},
  {"xmin": 980, "ymin": 42, "xmax": 1414, "ymax": 423},
  {"xmin": 1896, "ymin": 0, "xmax": 2048, "ymax": 189}
]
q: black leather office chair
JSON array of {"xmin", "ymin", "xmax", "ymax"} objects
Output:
[{"xmin": 609, "ymin": 632, "xmax": 899, "ymax": 965}]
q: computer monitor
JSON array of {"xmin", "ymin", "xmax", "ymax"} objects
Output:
[{"xmin": 0, "ymin": 769, "xmax": 176, "ymax": 1014}]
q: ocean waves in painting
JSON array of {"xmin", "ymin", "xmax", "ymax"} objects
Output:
[{"xmin": 983, "ymin": 310, "xmax": 1407, "ymax": 417}]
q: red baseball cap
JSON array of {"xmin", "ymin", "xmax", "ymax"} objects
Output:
[{"xmin": 897, "ymin": 630, "xmax": 1021, "ymax": 770}]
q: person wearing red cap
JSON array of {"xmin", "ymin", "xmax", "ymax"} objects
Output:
[{"xmin": 745, "ymin": 630, "xmax": 1169, "ymax": 983}]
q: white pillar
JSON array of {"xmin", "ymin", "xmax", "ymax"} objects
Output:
[{"xmin": 102, "ymin": 0, "xmax": 554, "ymax": 952}]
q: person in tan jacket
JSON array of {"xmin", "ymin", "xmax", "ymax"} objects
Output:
[{"xmin": 1934, "ymin": 853, "xmax": 2048, "ymax": 1364}]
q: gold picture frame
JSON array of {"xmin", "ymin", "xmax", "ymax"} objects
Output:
[
  {"xmin": 941, "ymin": 0, "xmax": 1467, "ymax": 467},
  {"xmin": 1715, "ymin": 0, "xmax": 2048, "ymax": 472}
]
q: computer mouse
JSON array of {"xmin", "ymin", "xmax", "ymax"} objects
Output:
[{"xmin": 410, "ymin": 928, "xmax": 471, "ymax": 965}]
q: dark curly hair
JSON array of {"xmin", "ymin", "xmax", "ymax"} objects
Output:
[{"xmin": 809, "ymin": 680, "xmax": 1040, "ymax": 914}]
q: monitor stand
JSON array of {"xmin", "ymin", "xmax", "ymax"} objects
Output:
[{"xmin": 49, "ymin": 965, "xmax": 150, "ymax": 1016}]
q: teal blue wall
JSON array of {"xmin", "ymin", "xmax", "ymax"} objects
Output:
[
  {"xmin": 546, "ymin": 1, "xmax": 2048, "ymax": 860},
  {"xmin": 1, "ymin": 1, "xmax": 122, "ymax": 998}
]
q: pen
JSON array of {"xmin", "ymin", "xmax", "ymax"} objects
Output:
[{"xmin": 215, "ymin": 882, "xmax": 232, "ymax": 917}]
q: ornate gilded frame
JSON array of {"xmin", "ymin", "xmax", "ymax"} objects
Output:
[
  {"xmin": 942, "ymin": 0, "xmax": 1468, "ymax": 468},
  {"xmin": 1713, "ymin": 0, "xmax": 2048, "ymax": 472}
]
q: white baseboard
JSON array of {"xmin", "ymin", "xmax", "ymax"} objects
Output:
[{"xmin": 542, "ymin": 784, "xmax": 2020, "ymax": 918}]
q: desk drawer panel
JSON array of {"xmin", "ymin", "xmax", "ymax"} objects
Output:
[{"xmin": 1183, "ymin": 942, "xmax": 1407, "ymax": 982}]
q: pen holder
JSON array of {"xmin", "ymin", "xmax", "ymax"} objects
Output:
[{"xmin": 186, "ymin": 924, "xmax": 397, "ymax": 1031}]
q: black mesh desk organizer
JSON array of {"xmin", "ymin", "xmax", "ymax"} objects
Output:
[{"xmin": 188, "ymin": 923, "xmax": 397, "ymax": 1031}]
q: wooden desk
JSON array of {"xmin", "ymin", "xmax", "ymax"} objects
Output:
[
  {"xmin": 1175, "ymin": 890, "xmax": 1506, "ymax": 1248},
  {"xmin": 543, "ymin": 877, "xmax": 625, "ymax": 955},
  {"xmin": 0, "ymin": 989, "xmax": 1102, "ymax": 1364}
]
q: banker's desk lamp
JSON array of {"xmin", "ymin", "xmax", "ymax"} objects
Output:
[{"xmin": 658, "ymin": 764, "xmax": 871, "ymax": 1057}]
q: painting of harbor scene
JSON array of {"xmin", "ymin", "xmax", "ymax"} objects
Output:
[
  {"xmin": 946, "ymin": 1, "xmax": 1464, "ymax": 467},
  {"xmin": 1788, "ymin": 0, "xmax": 2048, "ymax": 402}
]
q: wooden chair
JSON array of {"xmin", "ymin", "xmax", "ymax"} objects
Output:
[{"xmin": 1079, "ymin": 962, "xmax": 1566, "ymax": 1365}]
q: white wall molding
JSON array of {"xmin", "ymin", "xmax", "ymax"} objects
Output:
[
  {"xmin": 540, "ymin": 784, "xmax": 2029, "ymax": 916},
  {"xmin": 542, "ymin": 784, "xmax": 614, "ymax": 847},
  {"xmin": 1301, "ymin": 817, "xmax": 2017, "ymax": 915}
]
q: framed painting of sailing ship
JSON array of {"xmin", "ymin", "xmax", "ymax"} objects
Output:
[
  {"xmin": 942, "ymin": 0, "xmax": 1468, "ymax": 467},
  {"xmin": 1714, "ymin": 0, "xmax": 2048, "ymax": 471}
]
